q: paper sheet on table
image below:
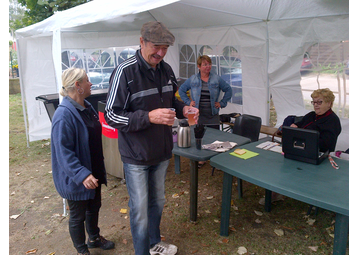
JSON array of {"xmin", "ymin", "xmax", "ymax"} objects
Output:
[
  {"xmin": 229, "ymin": 149, "xmax": 259, "ymax": 160},
  {"xmin": 202, "ymin": 140, "xmax": 237, "ymax": 152}
]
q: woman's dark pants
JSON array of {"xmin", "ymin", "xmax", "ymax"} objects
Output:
[{"xmin": 67, "ymin": 186, "xmax": 102, "ymax": 253}]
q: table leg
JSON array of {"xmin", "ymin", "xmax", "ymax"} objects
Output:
[
  {"xmin": 174, "ymin": 154, "xmax": 181, "ymax": 174},
  {"xmin": 333, "ymin": 213, "xmax": 349, "ymax": 255},
  {"xmin": 264, "ymin": 189, "xmax": 272, "ymax": 212},
  {"xmin": 190, "ymin": 160, "xmax": 198, "ymax": 222},
  {"xmin": 220, "ymin": 172, "xmax": 233, "ymax": 236},
  {"xmin": 237, "ymin": 178, "xmax": 243, "ymax": 199}
]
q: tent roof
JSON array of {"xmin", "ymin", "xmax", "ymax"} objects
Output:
[{"xmin": 16, "ymin": 0, "xmax": 349, "ymax": 38}]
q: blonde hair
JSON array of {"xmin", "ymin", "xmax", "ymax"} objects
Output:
[
  {"xmin": 60, "ymin": 68, "xmax": 87, "ymax": 96},
  {"xmin": 311, "ymin": 88, "xmax": 335, "ymax": 104}
]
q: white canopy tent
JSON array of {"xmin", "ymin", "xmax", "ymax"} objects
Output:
[{"xmin": 15, "ymin": 0, "xmax": 349, "ymax": 150}]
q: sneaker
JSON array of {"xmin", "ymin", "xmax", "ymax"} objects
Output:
[
  {"xmin": 150, "ymin": 241, "xmax": 178, "ymax": 255},
  {"xmin": 87, "ymin": 236, "xmax": 115, "ymax": 250}
]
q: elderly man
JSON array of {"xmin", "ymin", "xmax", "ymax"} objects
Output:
[{"xmin": 105, "ymin": 21, "xmax": 198, "ymax": 255}]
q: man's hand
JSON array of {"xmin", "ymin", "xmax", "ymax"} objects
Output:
[
  {"xmin": 83, "ymin": 174, "xmax": 99, "ymax": 189},
  {"xmin": 148, "ymin": 108, "xmax": 176, "ymax": 126}
]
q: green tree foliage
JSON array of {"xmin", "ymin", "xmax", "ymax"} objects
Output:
[{"xmin": 11, "ymin": 0, "xmax": 92, "ymax": 30}]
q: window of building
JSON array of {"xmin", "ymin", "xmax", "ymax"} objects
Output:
[{"xmin": 61, "ymin": 46, "xmax": 139, "ymax": 90}]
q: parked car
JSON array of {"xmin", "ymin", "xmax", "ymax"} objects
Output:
[
  {"xmin": 88, "ymin": 69, "xmax": 113, "ymax": 90},
  {"xmin": 300, "ymin": 52, "xmax": 313, "ymax": 73}
]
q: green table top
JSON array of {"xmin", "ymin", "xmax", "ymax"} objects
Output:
[
  {"xmin": 210, "ymin": 139, "xmax": 349, "ymax": 216},
  {"xmin": 172, "ymin": 127, "xmax": 251, "ymax": 161}
]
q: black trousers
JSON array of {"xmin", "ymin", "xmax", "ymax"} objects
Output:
[{"xmin": 67, "ymin": 186, "xmax": 102, "ymax": 253}]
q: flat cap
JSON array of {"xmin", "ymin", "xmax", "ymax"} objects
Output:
[{"xmin": 141, "ymin": 21, "xmax": 175, "ymax": 46}]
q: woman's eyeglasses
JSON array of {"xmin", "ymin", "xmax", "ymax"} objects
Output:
[{"xmin": 311, "ymin": 100, "xmax": 323, "ymax": 105}]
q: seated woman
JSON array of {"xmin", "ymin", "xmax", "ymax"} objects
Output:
[
  {"xmin": 260, "ymin": 88, "xmax": 342, "ymax": 205},
  {"xmin": 290, "ymin": 88, "xmax": 342, "ymax": 152}
]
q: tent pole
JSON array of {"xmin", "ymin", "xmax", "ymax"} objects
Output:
[
  {"xmin": 265, "ymin": 21, "xmax": 270, "ymax": 126},
  {"xmin": 53, "ymin": 29, "xmax": 63, "ymax": 103},
  {"xmin": 16, "ymin": 37, "xmax": 30, "ymax": 148}
]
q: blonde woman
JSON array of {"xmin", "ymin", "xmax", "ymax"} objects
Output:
[
  {"xmin": 291, "ymin": 88, "xmax": 341, "ymax": 152},
  {"xmin": 51, "ymin": 68, "xmax": 114, "ymax": 255}
]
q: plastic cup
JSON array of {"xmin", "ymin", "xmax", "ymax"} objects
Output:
[{"xmin": 187, "ymin": 109, "xmax": 196, "ymax": 126}]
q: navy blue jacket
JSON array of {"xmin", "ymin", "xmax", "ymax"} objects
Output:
[{"xmin": 51, "ymin": 97, "xmax": 106, "ymax": 200}]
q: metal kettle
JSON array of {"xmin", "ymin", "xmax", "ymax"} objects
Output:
[{"xmin": 177, "ymin": 119, "xmax": 191, "ymax": 148}]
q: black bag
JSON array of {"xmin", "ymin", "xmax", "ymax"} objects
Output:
[
  {"xmin": 220, "ymin": 113, "xmax": 240, "ymax": 123},
  {"xmin": 273, "ymin": 115, "xmax": 303, "ymax": 140}
]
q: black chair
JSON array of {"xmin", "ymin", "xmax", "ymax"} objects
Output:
[
  {"xmin": 232, "ymin": 114, "xmax": 262, "ymax": 143},
  {"xmin": 232, "ymin": 114, "xmax": 262, "ymax": 198}
]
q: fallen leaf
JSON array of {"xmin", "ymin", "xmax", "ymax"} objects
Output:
[
  {"xmin": 274, "ymin": 229, "xmax": 284, "ymax": 236},
  {"xmin": 308, "ymin": 246, "xmax": 318, "ymax": 251},
  {"xmin": 123, "ymin": 239, "xmax": 128, "ymax": 244},
  {"xmin": 120, "ymin": 209, "xmax": 127, "ymax": 214},
  {"xmin": 10, "ymin": 214, "xmax": 20, "ymax": 220},
  {"xmin": 307, "ymin": 218, "xmax": 316, "ymax": 225},
  {"xmin": 10, "ymin": 191, "xmax": 15, "ymax": 196},
  {"xmin": 172, "ymin": 193, "xmax": 179, "ymax": 198},
  {"xmin": 42, "ymin": 142, "xmax": 50, "ymax": 148},
  {"xmin": 237, "ymin": 246, "xmax": 247, "ymax": 254},
  {"xmin": 229, "ymin": 226, "xmax": 237, "ymax": 232},
  {"xmin": 255, "ymin": 218, "xmax": 261, "ymax": 224},
  {"xmin": 232, "ymin": 206, "xmax": 238, "ymax": 211},
  {"xmin": 46, "ymin": 253, "xmax": 55, "ymax": 255},
  {"xmin": 329, "ymin": 234, "xmax": 335, "ymax": 238},
  {"xmin": 222, "ymin": 238, "xmax": 229, "ymax": 243},
  {"xmin": 45, "ymin": 230, "xmax": 52, "ymax": 235},
  {"xmin": 191, "ymin": 250, "xmax": 199, "ymax": 254},
  {"xmin": 25, "ymin": 248, "xmax": 37, "ymax": 254},
  {"xmin": 214, "ymin": 219, "xmax": 220, "ymax": 223},
  {"xmin": 205, "ymin": 210, "xmax": 211, "ymax": 214},
  {"xmin": 282, "ymin": 226, "xmax": 294, "ymax": 230},
  {"xmin": 44, "ymin": 196, "xmax": 50, "ymax": 199},
  {"xmin": 206, "ymin": 196, "xmax": 214, "ymax": 200},
  {"xmin": 201, "ymin": 243, "xmax": 210, "ymax": 247},
  {"xmin": 254, "ymin": 210, "xmax": 263, "ymax": 216}
]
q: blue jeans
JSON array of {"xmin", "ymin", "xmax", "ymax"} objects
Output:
[{"xmin": 123, "ymin": 160, "xmax": 169, "ymax": 255}]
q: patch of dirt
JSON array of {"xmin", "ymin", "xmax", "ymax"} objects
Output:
[{"xmin": 9, "ymin": 154, "xmax": 343, "ymax": 254}]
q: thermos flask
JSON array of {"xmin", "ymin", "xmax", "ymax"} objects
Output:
[{"xmin": 177, "ymin": 119, "xmax": 191, "ymax": 148}]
